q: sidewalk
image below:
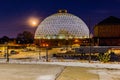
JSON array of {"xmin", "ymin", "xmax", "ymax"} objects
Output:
[{"xmin": 57, "ymin": 67, "xmax": 99, "ymax": 80}]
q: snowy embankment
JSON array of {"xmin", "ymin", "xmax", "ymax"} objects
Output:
[
  {"xmin": 37, "ymin": 62, "xmax": 120, "ymax": 69},
  {"xmin": 0, "ymin": 59, "xmax": 120, "ymax": 69}
]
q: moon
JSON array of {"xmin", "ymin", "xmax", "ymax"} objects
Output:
[
  {"xmin": 32, "ymin": 21, "xmax": 37, "ymax": 25},
  {"xmin": 28, "ymin": 17, "xmax": 40, "ymax": 27}
]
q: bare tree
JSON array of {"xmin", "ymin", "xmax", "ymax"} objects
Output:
[{"xmin": 16, "ymin": 31, "xmax": 34, "ymax": 44}]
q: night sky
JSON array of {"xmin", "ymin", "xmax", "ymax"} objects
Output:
[{"xmin": 0, "ymin": 0, "xmax": 120, "ymax": 38}]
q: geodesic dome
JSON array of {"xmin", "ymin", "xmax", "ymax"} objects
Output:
[{"xmin": 34, "ymin": 10, "xmax": 89, "ymax": 39}]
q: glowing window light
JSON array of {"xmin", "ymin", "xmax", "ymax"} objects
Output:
[{"xmin": 58, "ymin": 35, "xmax": 65, "ymax": 39}]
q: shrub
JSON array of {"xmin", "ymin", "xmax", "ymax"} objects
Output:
[
  {"xmin": 109, "ymin": 52, "xmax": 118, "ymax": 61},
  {"xmin": 98, "ymin": 52, "xmax": 110, "ymax": 63}
]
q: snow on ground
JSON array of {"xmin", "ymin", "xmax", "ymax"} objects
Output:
[
  {"xmin": 0, "ymin": 61, "xmax": 120, "ymax": 80},
  {"xmin": 88, "ymin": 69, "xmax": 120, "ymax": 80},
  {"xmin": 0, "ymin": 64, "xmax": 64, "ymax": 80},
  {"xmin": 1, "ymin": 49, "xmax": 120, "ymax": 80},
  {"xmin": 56, "ymin": 67, "xmax": 99, "ymax": 80},
  {"xmin": 36, "ymin": 75, "xmax": 56, "ymax": 80},
  {"xmin": 31, "ymin": 62, "xmax": 120, "ymax": 69},
  {"xmin": 1, "ymin": 58, "xmax": 120, "ymax": 69}
]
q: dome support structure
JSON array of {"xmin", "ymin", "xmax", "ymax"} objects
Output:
[{"xmin": 34, "ymin": 10, "xmax": 89, "ymax": 47}]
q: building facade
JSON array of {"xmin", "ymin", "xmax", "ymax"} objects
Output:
[{"xmin": 94, "ymin": 16, "xmax": 120, "ymax": 46}]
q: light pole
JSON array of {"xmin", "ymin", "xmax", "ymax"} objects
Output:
[
  {"xmin": 46, "ymin": 46, "xmax": 48, "ymax": 62},
  {"xmin": 88, "ymin": 17, "xmax": 91, "ymax": 63},
  {"xmin": 44, "ymin": 43, "xmax": 49, "ymax": 62},
  {"xmin": 38, "ymin": 39, "xmax": 41, "ymax": 60},
  {"xmin": 5, "ymin": 42, "xmax": 9, "ymax": 62},
  {"xmin": 88, "ymin": 37, "xmax": 91, "ymax": 63}
]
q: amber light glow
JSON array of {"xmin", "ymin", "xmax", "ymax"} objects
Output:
[
  {"xmin": 74, "ymin": 39, "xmax": 79, "ymax": 43},
  {"xmin": 28, "ymin": 17, "xmax": 39, "ymax": 27},
  {"xmin": 42, "ymin": 43, "xmax": 49, "ymax": 47}
]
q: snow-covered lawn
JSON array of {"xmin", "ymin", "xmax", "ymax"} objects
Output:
[
  {"xmin": 57, "ymin": 67, "xmax": 99, "ymax": 80},
  {"xmin": 0, "ymin": 64, "xmax": 64, "ymax": 80},
  {"xmin": 0, "ymin": 63, "xmax": 120, "ymax": 80}
]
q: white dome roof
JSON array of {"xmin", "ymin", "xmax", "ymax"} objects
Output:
[{"xmin": 35, "ymin": 10, "xmax": 89, "ymax": 39}]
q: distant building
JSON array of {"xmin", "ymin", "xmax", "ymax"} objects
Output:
[
  {"xmin": 94, "ymin": 16, "xmax": 120, "ymax": 46},
  {"xmin": 34, "ymin": 10, "xmax": 89, "ymax": 47}
]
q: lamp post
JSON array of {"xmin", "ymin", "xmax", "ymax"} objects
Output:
[
  {"xmin": 39, "ymin": 41, "xmax": 49, "ymax": 62},
  {"xmin": 38, "ymin": 39, "xmax": 41, "ymax": 60},
  {"xmin": 88, "ymin": 37, "xmax": 91, "ymax": 63},
  {"xmin": 44, "ymin": 43, "xmax": 49, "ymax": 62},
  {"xmin": 88, "ymin": 17, "xmax": 91, "ymax": 63},
  {"xmin": 5, "ymin": 42, "xmax": 9, "ymax": 62},
  {"xmin": 46, "ymin": 46, "xmax": 48, "ymax": 62}
]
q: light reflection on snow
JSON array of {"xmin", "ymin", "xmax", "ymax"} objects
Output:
[{"xmin": 36, "ymin": 75, "xmax": 55, "ymax": 80}]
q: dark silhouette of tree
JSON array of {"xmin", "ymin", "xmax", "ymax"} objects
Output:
[
  {"xmin": 0, "ymin": 36, "xmax": 9, "ymax": 44},
  {"xmin": 16, "ymin": 31, "xmax": 34, "ymax": 44}
]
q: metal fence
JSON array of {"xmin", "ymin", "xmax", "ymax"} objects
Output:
[{"xmin": 0, "ymin": 45, "xmax": 120, "ymax": 62}]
